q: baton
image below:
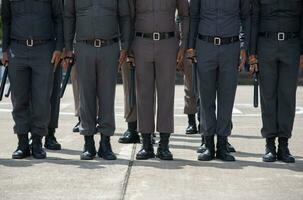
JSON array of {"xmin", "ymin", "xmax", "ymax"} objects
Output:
[
  {"xmin": 191, "ymin": 58, "xmax": 199, "ymax": 98},
  {"xmin": 60, "ymin": 58, "xmax": 74, "ymax": 98},
  {"xmin": 128, "ymin": 62, "xmax": 136, "ymax": 109},
  {"xmin": 253, "ymin": 72, "xmax": 259, "ymax": 108},
  {"xmin": 0, "ymin": 66, "xmax": 8, "ymax": 101}
]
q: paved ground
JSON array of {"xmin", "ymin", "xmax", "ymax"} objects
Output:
[{"xmin": 0, "ymin": 85, "xmax": 302, "ymax": 200}]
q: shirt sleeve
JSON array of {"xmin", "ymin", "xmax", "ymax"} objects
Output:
[
  {"xmin": 64, "ymin": 0, "xmax": 76, "ymax": 51},
  {"xmin": 52, "ymin": 0, "xmax": 64, "ymax": 51},
  {"xmin": 118, "ymin": 0, "xmax": 131, "ymax": 51},
  {"xmin": 1, "ymin": 0, "xmax": 11, "ymax": 53},
  {"xmin": 177, "ymin": 0, "xmax": 189, "ymax": 49},
  {"xmin": 188, "ymin": 0, "xmax": 200, "ymax": 49},
  {"xmin": 250, "ymin": 0, "xmax": 260, "ymax": 55},
  {"xmin": 239, "ymin": 0, "xmax": 251, "ymax": 51}
]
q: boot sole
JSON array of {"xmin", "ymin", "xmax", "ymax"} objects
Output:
[
  {"xmin": 185, "ymin": 131, "xmax": 198, "ymax": 135},
  {"xmin": 98, "ymin": 154, "xmax": 117, "ymax": 160},
  {"xmin": 44, "ymin": 145, "xmax": 62, "ymax": 151},
  {"xmin": 277, "ymin": 157, "xmax": 295, "ymax": 163},
  {"xmin": 32, "ymin": 155, "xmax": 46, "ymax": 159},
  {"xmin": 136, "ymin": 154, "xmax": 155, "ymax": 160},
  {"xmin": 12, "ymin": 153, "xmax": 31, "ymax": 159},
  {"xmin": 80, "ymin": 156, "xmax": 95, "ymax": 160},
  {"xmin": 156, "ymin": 155, "xmax": 173, "ymax": 160},
  {"xmin": 262, "ymin": 158, "xmax": 276, "ymax": 162}
]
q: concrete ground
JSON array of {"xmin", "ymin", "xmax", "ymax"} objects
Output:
[{"xmin": 0, "ymin": 85, "xmax": 302, "ymax": 200}]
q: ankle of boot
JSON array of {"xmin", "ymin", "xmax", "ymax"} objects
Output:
[
  {"xmin": 278, "ymin": 137, "xmax": 288, "ymax": 147},
  {"xmin": 188, "ymin": 114, "xmax": 196, "ymax": 125},
  {"xmin": 128, "ymin": 121, "xmax": 137, "ymax": 131}
]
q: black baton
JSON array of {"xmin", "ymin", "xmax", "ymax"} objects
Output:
[
  {"xmin": 191, "ymin": 59, "xmax": 199, "ymax": 98},
  {"xmin": 60, "ymin": 59, "xmax": 74, "ymax": 98},
  {"xmin": 253, "ymin": 72, "xmax": 259, "ymax": 108},
  {"xmin": 128, "ymin": 63, "xmax": 136, "ymax": 109},
  {"xmin": 0, "ymin": 66, "xmax": 8, "ymax": 101}
]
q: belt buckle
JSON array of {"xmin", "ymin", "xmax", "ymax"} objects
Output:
[
  {"xmin": 153, "ymin": 32, "xmax": 160, "ymax": 41},
  {"xmin": 26, "ymin": 39, "xmax": 34, "ymax": 47},
  {"xmin": 214, "ymin": 37, "xmax": 221, "ymax": 46},
  {"xmin": 278, "ymin": 32, "xmax": 285, "ymax": 41},
  {"xmin": 94, "ymin": 39, "xmax": 102, "ymax": 48}
]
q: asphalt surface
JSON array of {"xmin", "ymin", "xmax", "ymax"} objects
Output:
[{"xmin": 0, "ymin": 85, "xmax": 302, "ymax": 200}]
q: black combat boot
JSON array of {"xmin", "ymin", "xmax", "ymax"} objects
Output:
[
  {"xmin": 12, "ymin": 134, "xmax": 31, "ymax": 159},
  {"xmin": 73, "ymin": 117, "xmax": 80, "ymax": 133},
  {"xmin": 262, "ymin": 137, "xmax": 277, "ymax": 162},
  {"xmin": 32, "ymin": 134, "xmax": 47, "ymax": 159},
  {"xmin": 156, "ymin": 133, "xmax": 173, "ymax": 160},
  {"xmin": 197, "ymin": 136, "xmax": 206, "ymax": 153},
  {"xmin": 44, "ymin": 128, "xmax": 61, "ymax": 150},
  {"xmin": 118, "ymin": 121, "xmax": 140, "ymax": 144},
  {"xmin": 198, "ymin": 136, "xmax": 215, "ymax": 161},
  {"xmin": 98, "ymin": 134, "xmax": 117, "ymax": 160},
  {"xmin": 216, "ymin": 136, "xmax": 235, "ymax": 162},
  {"xmin": 186, "ymin": 114, "xmax": 198, "ymax": 135},
  {"xmin": 81, "ymin": 135, "xmax": 96, "ymax": 160},
  {"xmin": 136, "ymin": 133, "xmax": 155, "ymax": 160},
  {"xmin": 277, "ymin": 137, "xmax": 295, "ymax": 163}
]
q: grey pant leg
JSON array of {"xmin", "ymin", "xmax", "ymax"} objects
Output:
[
  {"xmin": 134, "ymin": 38, "xmax": 156, "ymax": 134},
  {"xmin": 8, "ymin": 43, "xmax": 31, "ymax": 135},
  {"xmin": 71, "ymin": 65, "xmax": 80, "ymax": 117},
  {"xmin": 121, "ymin": 62, "xmax": 137, "ymax": 123},
  {"xmin": 197, "ymin": 40, "xmax": 218, "ymax": 136},
  {"xmin": 48, "ymin": 65, "xmax": 62, "ymax": 129},
  {"xmin": 155, "ymin": 38, "xmax": 178, "ymax": 133},
  {"xmin": 277, "ymin": 39, "xmax": 300, "ymax": 138},
  {"xmin": 96, "ymin": 43, "xmax": 119, "ymax": 136},
  {"xmin": 30, "ymin": 43, "xmax": 54, "ymax": 136},
  {"xmin": 76, "ymin": 43, "xmax": 97, "ymax": 136},
  {"xmin": 216, "ymin": 42, "xmax": 239, "ymax": 136},
  {"xmin": 258, "ymin": 38, "xmax": 279, "ymax": 138},
  {"xmin": 183, "ymin": 58, "xmax": 198, "ymax": 115}
]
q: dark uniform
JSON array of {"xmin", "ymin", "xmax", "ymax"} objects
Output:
[
  {"xmin": 1, "ymin": 0, "xmax": 64, "ymax": 159},
  {"xmin": 189, "ymin": 0, "xmax": 250, "ymax": 161},
  {"xmin": 250, "ymin": 0, "xmax": 302, "ymax": 163},
  {"xmin": 64, "ymin": 0, "xmax": 131, "ymax": 160},
  {"xmin": 129, "ymin": 0, "xmax": 189, "ymax": 160}
]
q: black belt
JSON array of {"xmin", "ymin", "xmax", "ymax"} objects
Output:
[
  {"xmin": 12, "ymin": 39, "xmax": 52, "ymax": 47},
  {"xmin": 259, "ymin": 32, "xmax": 299, "ymax": 41},
  {"xmin": 198, "ymin": 34, "xmax": 239, "ymax": 46},
  {"xmin": 79, "ymin": 38, "xmax": 119, "ymax": 48},
  {"xmin": 136, "ymin": 32, "xmax": 175, "ymax": 40}
]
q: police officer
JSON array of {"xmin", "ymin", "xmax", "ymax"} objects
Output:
[
  {"xmin": 118, "ymin": 62, "xmax": 140, "ymax": 144},
  {"xmin": 1, "ymin": 0, "xmax": 63, "ymax": 159},
  {"xmin": 250, "ymin": 0, "xmax": 303, "ymax": 163},
  {"xmin": 129, "ymin": 0, "xmax": 189, "ymax": 160},
  {"xmin": 188, "ymin": 0, "xmax": 250, "ymax": 161},
  {"xmin": 64, "ymin": 0, "xmax": 131, "ymax": 160}
]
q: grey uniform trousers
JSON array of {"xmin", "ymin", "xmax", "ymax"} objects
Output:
[
  {"xmin": 133, "ymin": 37, "xmax": 178, "ymax": 134},
  {"xmin": 183, "ymin": 57, "xmax": 198, "ymax": 115},
  {"xmin": 258, "ymin": 37, "xmax": 300, "ymax": 139},
  {"xmin": 49, "ymin": 65, "xmax": 62, "ymax": 129},
  {"xmin": 197, "ymin": 40, "xmax": 240, "ymax": 136},
  {"xmin": 8, "ymin": 41, "xmax": 55, "ymax": 136},
  {"xmin": 121, "ymin": 62, "xmax": 137, "ymax": 123},
  {"xmin": 75, "ymin": 42, "xmax": 119, "ymax": 136}
]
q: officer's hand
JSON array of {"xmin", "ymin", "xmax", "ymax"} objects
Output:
[
  {"xmin": 177, "ymin": 48, "xmax": 185, "ymax": 72},
  {"xmin": 63, "ymin": 51, "xmax": 74, "ymax": 70},
  {"xmin": 249, "ymin": 54, "xmax": 259, "ymax": 75},
  {"xmin": 300, "ymin": 55, "xmax": 303, "ymax": 69},
  {"xmin": 1, "ymin": 52, "xmax": 9, "ymax": 67},
  {"xmin": 51, "ymin": 50, "xmax": 62, "ymax": 72},
  {"xmin": 186, "ymin": 48, "xmax": 197, "ymax": 64},
  {"xmin": 238, "ymin": 49, "xmax": 247, "ymax": 72},
  {"xmin": 118, "ymin": 49, "xmax": 127, "ymax": 71}
]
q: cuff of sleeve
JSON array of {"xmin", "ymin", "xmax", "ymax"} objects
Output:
[
  {"xmin": 55, "ymin": 43, "xmax": 64, "ymax": 51},
  {"xmin": 188, "ymin": 40, "xmax": 196, "ymax": 49},
  {"xmin": 65, "ymin": 43, "xmax": 74, "ymax": 52},
  {"xmin": 121, "ymin": 42, "xmax": 129, "ymax": 52}
]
